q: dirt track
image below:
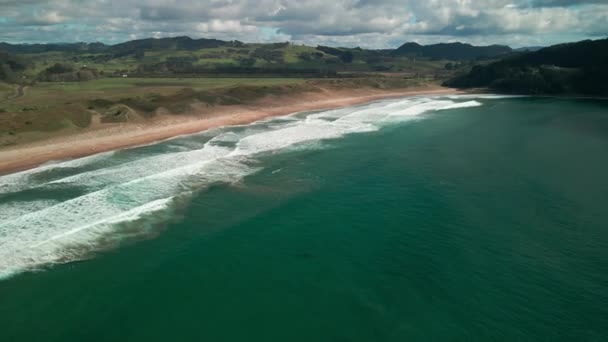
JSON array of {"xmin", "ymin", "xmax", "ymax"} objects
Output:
[{"xmin": 0, "ymin": 85, "xmax": 26, "ymax": 103}]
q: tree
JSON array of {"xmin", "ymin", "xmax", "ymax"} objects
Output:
[
  {"xmin": 238, "ymin": 57, "xmax": 256, "ymax": 67},
  {"xmin": 134, "ymin": 50, "xmax": 145, "ymax": 60},
  {"xmin": 46, "ymin": 63, "xmax": 74, "ymax": 74},
  {"xmin": 0, "ymin": 51, "xmax": 30, "ymax": 82},
  {"xmin": 339, "ymin": 51, "xmax": 354, "ymax": 63}
]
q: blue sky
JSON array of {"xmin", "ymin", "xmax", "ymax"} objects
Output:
[{"xmin": 0, "ymin": 0, "xmax": 606, "ymax": 48}]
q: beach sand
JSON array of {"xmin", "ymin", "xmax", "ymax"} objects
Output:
[{"xmin": 0, "ymin": 86, "xmax": 461, "ymax": 175}]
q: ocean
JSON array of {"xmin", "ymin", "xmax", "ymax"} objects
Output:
[{"xmin": 1, "ymin": 95, "xmax": 607, "ymax": 341}]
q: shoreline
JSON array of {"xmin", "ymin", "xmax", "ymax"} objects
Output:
[{"xmin": 0, "ymin": 86, "xmax": 461, "ymax": 175}]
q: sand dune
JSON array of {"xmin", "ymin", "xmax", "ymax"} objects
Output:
[{"xmin": 0, "ymin": 86, "xmax": 461, "ymax": 175}]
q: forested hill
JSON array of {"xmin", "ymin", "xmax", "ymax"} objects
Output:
[
  {"xmin": 0, "ymin": 37, "xmax": 237, "ymax": 55},
  {"xmin": 445, "ymin": 38, "xmax": 608, "ymax": 95},
  {"xmin": 394, "ymin": 42, "xmax": 512, "ymax": 60},
  {"xmin": 0, "ymin": 36, "xmax": 519, "ymax": 83},
  {"xmin": 1, "ymin": 36, "xmax": 512, "ymax": 60},
  {"xmin": 0, "ymin": 51, "xmax": 32, "ymax": 83}
]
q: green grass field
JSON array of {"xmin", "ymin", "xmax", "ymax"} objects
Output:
[
  {"xmin": 0, "ymin": 77, "xmax": 313, "ymax": 143},
  {"xmin": 1, "ymin": 77, "xmax": 306, "ymax": 110},
  {"xmin": 0, "ymin": 82, "xmax": 16, "ymax": 101},
  {"xmin": 18, "ymin": 43, "xmax": 454, "ymax": 78},
  {"xmin": 0, "ymin": 75, "xmax": 435, "ymax": 145},
  {"xmin": 1, "ymin": 38, "xmax": 454, "ymax": 147},
  {"xmin": 32, "ymin": 77, "xmax": 306, "ymax": 93}
]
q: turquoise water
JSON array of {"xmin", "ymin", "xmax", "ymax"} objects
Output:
[{"xmin": 1, "ymin": 95, "xmax": 608, "ymax": 341}]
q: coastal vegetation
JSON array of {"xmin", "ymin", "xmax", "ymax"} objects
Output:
[
  {"xmin": 0, "ymin": 51, "xmax": 31, "ymax": 83},
  {"xmin": 0, "ymin": 75, "xmax": 433, "ymax": 146},
  {"xmin": 0, "ymin": 36, "xmax": 506, "ymax": 83},
  {"xmin": 2, "ymin": 35, "xmax": 606, "ymax": 148},
  {"xmin": 6, "ymin": 35, "xmax": 604, "ymax": 147},
  {"xmin": 0, "ymin": 36, "xmax": 491, "ymax": 146},
  {"xmin": 394, "ymin": 42, "xmax": 512, "ymax": 60},
  {"xmin": 445, "ymin": 38, "xmax": 608, "ymax": 95}
]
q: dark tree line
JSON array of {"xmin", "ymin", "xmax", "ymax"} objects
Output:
[
  {"xmin": 316, "ymin": 46, "xmax": 354, "ymax": 63},
  {"xmin": 136, "ymin": 61, "xmax": 336, "ymax": 77},
  {"xmin": 445, "ymin": 38, "xmax": 608, "ymax": 95},
  {"xmin": 0, "ymin": 51, "xmax": 31, "ymax": 82},
  {"xmin": 394, "ymin": 42, "xmax": 512, "ymax": 60},
  {"xmin": 38, "ymin": 63, "xmax": 102, "ymax": 82}
]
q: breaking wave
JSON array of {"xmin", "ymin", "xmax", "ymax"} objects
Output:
[{"xmin": 0, "ymin": 95, "xmax": 488, "ymax": 278}]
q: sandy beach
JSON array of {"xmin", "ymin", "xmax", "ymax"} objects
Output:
[{"xmin": 0, "ymin": 86, "xmax": 460, "ymax": 175}]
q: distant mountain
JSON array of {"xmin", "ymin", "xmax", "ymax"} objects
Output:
[
  {"xmin": 1, "ymin": 37, "xmax": 511, "ymax": 61},
  {"xmin": 514, "ymin": 46, "xmax": 544, "ymax": 52},
  {"xmin": 0, "ymin": 42, "xmax": 107, "ymax": 54},
  {"xmin": 108, "ymin": 36, "xmax": 234, "ymax": 54},
  {"xmin": 445, "ymin": 38, "xmax": 608, "ymax": 95},
  {"xmin": 394, "ymin": 42, "xmax": 512, "ymax": 60},
  {"xmin": 0, "ymin": 37, "xmax": 236, "ymax": 55}
]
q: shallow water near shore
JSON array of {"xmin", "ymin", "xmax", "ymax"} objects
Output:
[{"xmin": 1, "ymin": 95, "xmax": 608, "ymax": 340}]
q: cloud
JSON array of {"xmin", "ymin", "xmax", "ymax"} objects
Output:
[
  {"xmin": 196, "ymin": 20, "xmax": 257, "ymax": 33},
  {"xmin": 0, "ymin": 0, "xmax": 606, "ymax": 48},
  {"xmin": 527, "ymin": 0, "xmax": 608, "ymax": 7},
  {"xmin": 16, "ymin": 10, "xmax": 66, "ymax": 25}
]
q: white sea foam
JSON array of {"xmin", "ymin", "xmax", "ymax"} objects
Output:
[
  {"xmin": 0, "ymin": 200, "xmax": 59, "ymax": 222},
  {"xmin": 437, "ymin": 100, "xmax": 483, "ymax": 110},
  {"xmin": 49, "ymin": 144, "xmax": 232, "ymax": 188},
  {"xmin": 0, "ymin": 96, "xmax": 485, "ymax": 277},
  {"xmin": 0, "ymin": 151, "xmax": 115, "ymax": 194},
  {"xmin": 0, "ymin": 157, "xmax": 255, "ymax": 276},
  {"xmin": 446, "ymin": 94, "xmax": 526, "ymax": 100},
  {"xmin": 384, "ymin": 100, "xmax": 456, "ymax": 119},
  {"xmin": 0, "ymin": 197, "xmax": 174, "ymax": 279}
]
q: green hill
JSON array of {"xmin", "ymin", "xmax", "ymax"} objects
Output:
[
  {"xmin": 395, "ymin": 42, "xmax": 512, "ymax": 60},
  {"xmin": 0, "ymin": 37, "xmax": 467, "ymax": 82},
  {"xmin": 445, "ymin": 38, "xmax": 608, "ymax": 95},
  {"xmin": 0, "ymin": 36, "xmax": 516, "ymax": 82}
]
